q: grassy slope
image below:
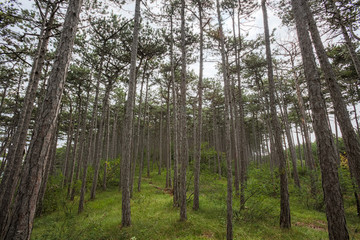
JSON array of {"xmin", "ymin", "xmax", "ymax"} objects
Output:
[{"xmin": 32, "ymin": 169, "xmax": 360, "ymax": 240}]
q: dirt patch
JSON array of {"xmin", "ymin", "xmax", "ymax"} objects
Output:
[
  {"xmin": 202, "ymin": 231, "xmax": 215, "ymax": 239},
  {"xmin": 294, "ymin": 221, "xmax": 327, "ymax": 231},
  {"xmin": 148, "ymin": 182, "xmax": 173, "ymax": 196}
]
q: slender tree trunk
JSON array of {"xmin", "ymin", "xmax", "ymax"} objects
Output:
[
  {"xmin": 78, "ymin": 80, "xmax": 99, "ymax": 214},
  {"xmin": 235, "ymin": 2, "xmax": 248, "ymax": 209},
  {"xmin": 130, "ymin": 66, "xmax": 146, "ymax": 197},
  {"xmin": 2, "ymin": 0, "xmax": 83, "ymax": 238},
  {"xmin": 111, "ymin": 113, "xmax": 118, "ymax": 159},
  {"xmin": 36, "ymin": 123, "xmax": 58, "ymax": 217},
  {"xmin": 262, "ymin": 0, "xmax": 291, "ymax": 228},
  {"xmin": 146, "ymin": 115, "xmax": 151, "ymax": 178},
  {"xmin": 121, "ymin": 0, "xmax": 141, "ymax": 226},
  {"xmin": 295, "ymin": 123, "xmax": 303, "ymax": 168},
  {"xmin": 276, "ymin": 86, "xmax": 301, "ymax": 188},
  {"xmin": 137, "ymin": 75, "xmax": 149, "ymax": 192},
  {"xmin": 103, "ymin": 106, "xmax": 111, "ymax": 190},
  {"xmin": 193, "ymin": 0, "xmax": 203, "ymax": 210},
  {"xmin": 71, "ymin": 90, "xmax": 90, "ymax": 200},
  {"xmin": 216, "ymin": 0, "xmax": 233, "ymax": 238},
  {"xmin": 179, "ymin": 0, "xmax": 188, "ymax": 221},
  {"xmin": 291, "ymin": 0, "xmax": 349, "ymax": 238},
  {"xmin": 91, "ymin": 82, "xmax": 112, "ymax": 200},
  {"xmin": 63, "ymin": 103, "xmax": 74, "ymax": 187},
  {"xmin": 67, "ymin": 98, "xmax": 82, "ymax": 197},
  {"xmin": 165, "ymin": 83, "xmax": 171, "ymax": 182},
  {"xmin": 170, "ymin": 12, "xmax": 179, "ymax": 206}
]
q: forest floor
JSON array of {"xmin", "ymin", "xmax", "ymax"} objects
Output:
[{"xmin": 31, "ymin": 167, "xmax": 360, "ymax": 240}]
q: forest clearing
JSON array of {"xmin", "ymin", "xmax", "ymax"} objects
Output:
[{"xmin": 0, "ymin": 0, "xmax": 360, "ymax": 239}]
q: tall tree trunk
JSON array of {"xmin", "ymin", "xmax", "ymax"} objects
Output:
[
  {"xmin": 71, "ymin": 90, "xmax": 90, "ymax": 200},
  {"xmin": 235, "ymin": 1, "xmax": 248, "ymax": 209},
  {"xmin": 275, "ymin": 85, "xmax": 301, "ymax": 188},
  {"xmin": 165, "ymin": 82, "xmax": 171, "ymax": 181},
  {"xmin": 67, "ymin": 97, "xmax": 82, "ymax": 197},
  {"xmin": 63, "ymin": 102, "xmax": 74, "ymax": 187},
  {"xmin": 130, "ymin": 67, "xmax": 146, "ymax": 197},
  {"xmin": 1, "ymin": 0, "xmax": 83, "ymax": 238},
  {"xmin": 137, "ymin": 75, "xmax": 149, "ymax": 192},
  {"xmin": 103, "ymin": 106, "xmax": 111, "ymax": 190},
  {"xmin": 78, "ymin": 80, "xmax": 100, "ymax": 214},
  {"xmin": 303, "ymin": 0, "xmax": 360, "ymax": 194},
  {"xmin": 216, "ymin": 0, "xmax": 233, "ymax": 238},
  {"xmin": 36, "ymin": 122, "xmax": 58, "ymax": 217},
  {"xmin": 193, "ymin": 0, "xmax": 204, "ymax": 211},
  {"xmin": 0, "ymin": 4, "xmax": 56, "ymax": 228},
  {"xmin": 291, "ymin": 0, "xmax": 349, "ymax": 238},
  {"xmin": 170, "ymin": 11, "xmax": 179, "ymax": 206},
  {"xmin": 121, "ymin": 0, "xmax": 141, "ymax": 226},
  {"xmin": 262, "ymin": 0, "xmax": 291, "ymax": 228},
  {"xmin": 146, "ymin": 115, "xmax": 151, "ymax": 178},
  {"xmin": 179, "ymin": 0, "xmax": 188, "ymax": 221},
  {"xmin": 91, "ymin": 82, "xmax": 112, "ymax": 200},
  {"xmin": 295, "ymin": 123, "xmax": 303, "ymax": 168}
]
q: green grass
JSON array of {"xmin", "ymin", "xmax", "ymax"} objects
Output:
[{"xmin": 31, "ymin": 167, "xmax": 360, "ymax": 240}]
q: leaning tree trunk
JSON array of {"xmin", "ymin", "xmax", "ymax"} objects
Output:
[
  {"xmin": 216, "ymin": 0, "xmax": 233, "ymax": 238},
  {"xmin": 303, "ymin": 0, "xmax": 360, "ymax": 195},
  {"xmin": 262, "ymin": 0, "xmax": 291, "ymax": 228},
  {"xmin": 36, "ymin": 122, "xmax": 58, "ymax": 217},
  {"xmin": 325, "ymin": 0, "xmax": 360, "ymax": 79},
  {"xmin": 291, "ymin": 0, "xmax": 349, "ymax": 238},
  {"xmin": 121, "ymin": 0, "xmax": 141, "ymax": 227},
  {"xmin": 0, "ymin": 4, "xmax": 56, "ymax": 229},
  {"xmin": 1, "ymin": 0, "xmax": 83, "ymax": 238}
]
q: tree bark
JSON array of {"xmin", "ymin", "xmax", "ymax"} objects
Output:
[
  {"xmin": 170, "ymin": 11, "xmax": 179, "ymax": 207},
  {"xmin": 2, "ymin": 0, "xmax": 83, "ymax": 238},
  {"xmin": 0, "ymin": 4, "xmax": 56, "ymax": 229},
  {"xmin": 78, "ymin": 80, "xmax": 100, "ymax": 214},
  {"xmin": 193, "ymin": 0, "xmax": 204, "ymax": 211},
  {"xmin": 179, "ymin": 0, "xmax": 189, "ymax": 221},
  {"xmin": 121, "ymin": 0, "xmax": 141, "ymax": 227},
  {"xmin": 303, "ymin": 0, "xmax": 360, "ymax": 194},
  {"xmin": 216, "ymin": 0, "xmax": 233, "ymax": 238},
  {"xmin": 91, "ymin": 81, "xmax": 112, "ymax": 200},
  {"xmin": 130, "ymin": 67, "xmax": 146, "ymax": 197},
  {"xmin": 262, "ymin": 0, "xmax": 291, "ymax": 228},
  {"xmin": 71, "ymin": 90, "xmax": 90, "ymax": 200},
  {"xmin": 291, "ymin": 0, "xmax": 349, "ymax": 238},
  {"xmin": 137, "ymin": 74, "xmax": 149, "ymax": 192}
]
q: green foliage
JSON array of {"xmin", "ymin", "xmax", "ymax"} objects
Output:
[
  {"xmin": 32, "ymin": 163, "xmax": 360, "ymax": 240},
  {"xmin": 100, "ymin": 157, "xmax": 121, "ymax": 187},
  {"xmin": 41, "ymin": 175, "xmax": 64, "ymax": 214}
]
